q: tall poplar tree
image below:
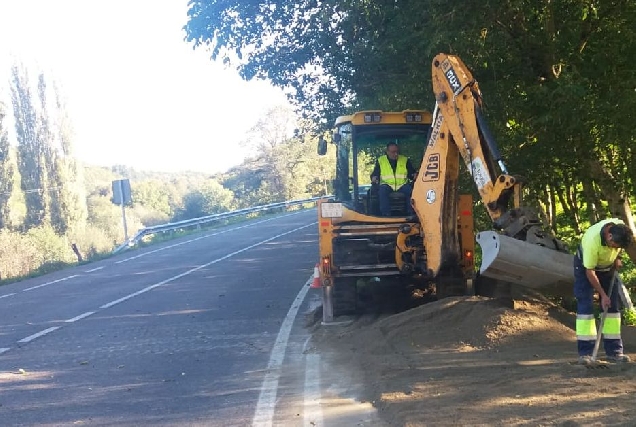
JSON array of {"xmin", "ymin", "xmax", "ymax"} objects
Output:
[
  {"xmin": 10, "ymin": 63, "xmax": 50, "ymax": 228},
  {"xmin": 0, "ymin": 102, "xmax": 15, "ymax": 229}
]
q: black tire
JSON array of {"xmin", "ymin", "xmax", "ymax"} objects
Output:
[{"xmin": 436, "ymin": 275, "xmax": 468, "ymax": 299}]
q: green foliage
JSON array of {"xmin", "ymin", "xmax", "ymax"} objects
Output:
[
  {"xmin": 132, "ymin": 180, "xmax": 172, "ymax": 216},
  {"xmin": 0, "ymin": 229, "xmax": 41, "ymax": 279},
  {"xmin": 185, "ymin": 0, "xmax": 636, "ymax": 221},
  {"xmin": 26, "ymin": 225, "xmax": 76, "ymax": 264},
  {"xmin": 130, "ymin": 205, "xmax": 170, "ymax": 228},
  {"xmin": 86, "ymin": 194, "xmax": 144, "ymax": 243},
  {"xmin": 67, "ymin": 224, "xmax": 117, "ymax": 260},
  {"xmin": 0, "ymin": 102, "xmax": 16, "ymax": 229},
  {"xmin": 10, "ymin": 63, "xmax": 51, "ymax": 229},
  {"xmin": 0, "ymin": 225, "xmax": 77, "ymax": 280},
  {"xmin": 623, "ymin": 306, "xmax": 636, "ymax": 327},
  {"xmin": 178, "ymin": 180, "xmax": 235, "ymax": 219}
]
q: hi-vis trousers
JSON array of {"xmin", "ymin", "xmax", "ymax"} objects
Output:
[{"xmin": 574, "ymin": 256, "xmax": 623, "ymax": 357}]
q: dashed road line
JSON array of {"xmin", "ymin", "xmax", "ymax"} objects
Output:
[
  {"xmin": 0, "ymin": 293, "xmax": 16, "ymax": 299},
  {"xmin": 1, "ymin": 222, "xmax": 315, "ymax": 358},
  {"xmin": 100, "ymin": 284, "xmax": 162, "ymax": 309},
  {"xmin": 85, "ymin": 266, "xmax": 104, "ymax": 273},
  {"xmin": 23, "ymin": 275, "xmax": 79, "ymax": 292},
  {"xmin": 105, "ymin": 223, "xmax": 314, "ymax": 311},
  {"xmin": 65, "ymin": 311, "xmax": 95, "ymax": 323},
  {"xmin": 18, "ymin": 327, "xmax": 60, "ymax": 344}
]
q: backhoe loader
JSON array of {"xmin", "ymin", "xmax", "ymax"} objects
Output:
[{"xmin": 317, "ymin": 53, "xmax": 574, "ymax": 321}]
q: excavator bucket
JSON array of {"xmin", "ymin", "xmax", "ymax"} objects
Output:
[{"xmin": 476, "ymin": 231, "xmax": 574, "ymax": 294}]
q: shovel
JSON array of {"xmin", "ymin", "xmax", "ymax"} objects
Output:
[{"xmin": 588, "ymin": 270, "xmax": 618, "ymax": 369}]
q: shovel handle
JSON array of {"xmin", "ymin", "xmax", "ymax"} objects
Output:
[{"xmin": 591, "ymin": 270, "xmax": 619, "ymax": 362}]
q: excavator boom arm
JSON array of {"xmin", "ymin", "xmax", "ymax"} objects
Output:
[{"xmin": 411, "ymin": 53, "xmax": 573, "ymax": 289}]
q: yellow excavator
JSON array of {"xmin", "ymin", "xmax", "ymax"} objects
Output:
[{"xmin": 317, "ymin": 53, "xmax": 574, "ymax": 321}]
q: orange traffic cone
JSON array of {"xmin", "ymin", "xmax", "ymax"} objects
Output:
[{"xmin": 310, "ymin": 263, "xmax": 321, "ymax": 288}]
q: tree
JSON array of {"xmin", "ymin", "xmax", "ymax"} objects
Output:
[
  {"xmin": 10, "ymin": 64, "xmax": 88, "ymax": 234},
  {"xmin": 179, "ymin": 180, "xmax": 235, "ymax": 219},
  {"xmin": 51, "ymin": 81, "xmax": 88, "ymax": 233},
  {"xmin": 185, "ymin": 0, "xmax": 360, "ymax": 126},
  {"xmin": 242, "ymin": 104, "xmax": 296, "ymax": 153},
  {"xmin": 10, "ymin": 63, "xmax": 50, "ymax": 229},
  {"xmin": 0, "ymin": 102, "xmax": 16, "ymax": 229},
  {"xmin": 132, "ymin": 180, "xmax": 172, "ymax": 216},
  {"xmin": 186, "ymin": 0, "xmax": 636, "ymax": 243}
]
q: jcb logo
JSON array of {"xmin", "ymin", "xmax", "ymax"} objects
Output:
[{"xmin": 422, "ymin": 153, "xmax": 440, "ymax": 182}]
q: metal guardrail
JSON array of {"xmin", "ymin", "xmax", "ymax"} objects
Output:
[{"xmin": 112, "ymin": 196, "xmax": 324, "ymax": 254}]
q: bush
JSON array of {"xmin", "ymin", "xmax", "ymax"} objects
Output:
[
  {"xmin": 68, "ymin": 224, "xmax": 117, "ymax": 260},
  {"xmin": 26, "ymin": 225, "xmax": 76, "ymax": 265},
  {"xmin": 0, "ymin": 229, "xmax": 41, "ymax": 279}
]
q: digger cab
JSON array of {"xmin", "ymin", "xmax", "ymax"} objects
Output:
[{"xmin": 320, "ymin": 110, "xmax": 433, "ymax": 216}]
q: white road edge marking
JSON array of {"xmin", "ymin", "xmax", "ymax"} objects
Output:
[
  {"xmin": 252, "ymin": 275, "xmax": 313, "ymax": 427},
  {"xmin": 85, "ymin": 266, "xmax": 104, "ymax": 273},
  {"xmin": 304, "ymin": 353, "xmax": 323, "ymax": 427},
  {"xmin": 23, "ymin": 275, "xmax": 79, "ymax": 292},
  {"xmin": 66, "ymin": 312, "xmax": 95, "ymax": 323},
  {"xmin": 0, "ymin": 348, "xmax": 10, "ymax": 355},
  {"xmin": 18, "ymin": 327, "xmax": 60, "ymax": 343},
  {"xmin": 0, "ymin": 293, "xmax": 16, "ymax": 299}
]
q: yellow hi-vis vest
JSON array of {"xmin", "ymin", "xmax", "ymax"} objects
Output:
[{"xmin": 379, "ymin": 155, "xmax": 408, "ymax": 191}]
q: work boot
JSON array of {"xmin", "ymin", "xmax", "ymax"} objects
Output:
[
  {"xmin": 578, "ymin": 355, "xmax": 593, "ymax": 365},
  {"xmin": 606, "ymin": 354, "xmax": 631, "ymax": 363}
]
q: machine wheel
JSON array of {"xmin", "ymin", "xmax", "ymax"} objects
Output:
[
  {"xmin": 436, "ymin": 275, "xmax": 468, "ymax": 299},
  {"xmin": 474, "ymin": 273, "xmax": 512, "ymax": 301},
  {"xmin": 332, "ymin": 277, "xmax": 357, "ymax": 316}
]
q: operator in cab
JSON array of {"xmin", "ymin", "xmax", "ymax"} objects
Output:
[
  {"xmin": 574, "ymin": 218, "xmax": 633, "ymax": 365},
  {"xmin": 370, "ymin": 142, "xmax": 417, "ymax": 216}
]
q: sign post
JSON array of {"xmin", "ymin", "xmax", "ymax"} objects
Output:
[{"xmin": 112, "ymin": 179, "xmax": 132, "ymax": 242}]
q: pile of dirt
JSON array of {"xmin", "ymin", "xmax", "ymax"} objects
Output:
[
  {"xmin": 311, "ymin": 290, "xmax": 636, "ymax": 426},
  {"xmin": 313, "ymin": 291, "xmax": 575, "ymax": 355}
]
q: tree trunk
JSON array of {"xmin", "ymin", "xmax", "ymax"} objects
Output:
[
  {"xmin": 566, "ymin": 182, "xmax": 581, "ymax": 234},
  {"xmin": 547, "ymin": 185, "xmax": 558, "ymax": 234}
]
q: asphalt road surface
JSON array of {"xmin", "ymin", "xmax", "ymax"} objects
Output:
[{"xmin": 0, "ymin": 209, "xmax": 382, "ymax": 426}]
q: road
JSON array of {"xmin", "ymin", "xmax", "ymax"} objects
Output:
[{"xmin": 0, "ymin": 209, "xmax": 381, "ymax": 426}]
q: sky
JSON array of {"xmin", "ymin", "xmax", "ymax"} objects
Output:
[{"xmin": 0, "ymin": 0, "xmax": 290, "ymax": 174}]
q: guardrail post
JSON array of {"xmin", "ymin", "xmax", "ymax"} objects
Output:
[{"xmin": 71, "ymin": 243, "xmax": 83, "ymax": 262}]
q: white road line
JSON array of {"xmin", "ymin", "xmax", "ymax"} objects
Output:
[
  {"xmin": 0, "ymin": 293, "xmax": 16, "ymax": 299},
  {"xmin": 115, "ymin": 212, "xmax": 304, "ymax": 264},
  {"xmin": 85, "ymin": 266, "xmax": 104, "ymax": 273},
  {"xmin": 1, "ymin": 221, "xmax": 315, "ymax": 357},
  {"xmin": 100, "ymin": 284, "xmax": 162, "ymax": 309},
  {"xmin": 304, "ymin": 354, "xmax": 323, "ymax": 427},
  {"xmin": 103, "ymin": 223, "xmax": 314, "ymax": 313},
  {"xmin": 252, "ymin": 276, "xmax": 312, "ymax": 427},
  {"xmin": 23, "ymin": 275, "xmax": 78, "ymax": 292},
  {"xmin": 65, "ymin": 312, "xmax": 95, "ymax": 323},
  {"xmin": 18, "ymin": 327, "xmax": 60, "ymax": 343}
]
